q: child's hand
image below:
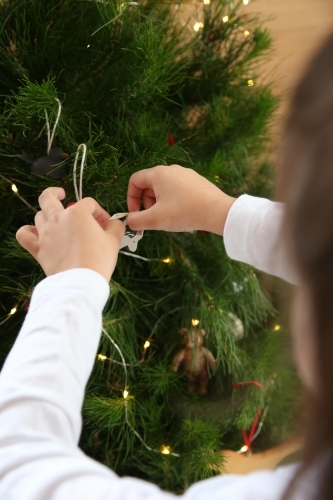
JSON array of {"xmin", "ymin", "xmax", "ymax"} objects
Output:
[
  {"xmin": 16, "ymin": 187, "xmax": 125, "ymax": 282},
  {"xmin": 127, "ymin": 165, "xmax": 235, "ymax": 235}
]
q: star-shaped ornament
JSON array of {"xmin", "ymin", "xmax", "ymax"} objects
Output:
[{"xmin": 109, "ymin": 213, "xmax": 144, "ymax": 252}]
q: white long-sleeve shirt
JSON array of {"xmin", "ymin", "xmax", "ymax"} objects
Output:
[{"xmin": 0, "ymin": 195, "xmax": 307, "ymax": 500}]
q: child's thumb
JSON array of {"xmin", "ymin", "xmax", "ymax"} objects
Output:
[
  {"xmin": 103, "ymin": 219, "xmax": 125, "ymax": 245},
  {"xmin": 127, "ymin": 206, "xmax": 159, "ymax": 231},
  {"xmin": 16, "ymin": 226, "xmax": 39, "ymax": 258}
]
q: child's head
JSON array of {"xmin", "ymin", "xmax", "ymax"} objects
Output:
[{"xmin": 279, "ymin": 32, "xmax": 333, "ymax": 500}]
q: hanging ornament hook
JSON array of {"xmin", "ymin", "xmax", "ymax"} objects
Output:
[
  {"xmin": 73, "ymin": 143, "xmax": 87, "ymax": 202},
  {"xmin": 44, "ymin": 98, "xmax": 62, "ymax": 155},
  {"xmin": 19, "ymin": 97, "xmax": 68, "ymax": 179}
]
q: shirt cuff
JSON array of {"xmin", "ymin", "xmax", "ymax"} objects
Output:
[
  {"xmin": 223, "ymin": 194, "xmax": 274, "ymax": 263},
  {"xmin": 223, "ymin": 194, "xmax": 298, "ymax": 284},
  {"xmin": 29, "ymin": 268, "xmax": 110, "ymax": 315}
]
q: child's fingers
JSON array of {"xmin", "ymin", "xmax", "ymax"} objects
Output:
[
  {"xmin": 127, "ymin": 204, "xmax": 160, "ymax": 231},
  {"xmin": 34, "ymin": 210, "xmax": 47, "ymax": 231},
  {"xmin": 142, "ymin": 190, "xmax": 156, "ymax": 210},
  {"xmin": 16, "ymin": 225, "xmax": 39, "ymax": 257},
  {"xmin": 127, "ymin": 169, "xmax": 155, "ymax": 212},
  {"xmin": 128, "ymin": 186, "xmax": 156, "ymax": 212},
  {"xmin": 78, "ymin": 197, "xmax": 111, "ymax": 226},
  {"xmin": 38, "ymin": 187, "xmax": 65, "ymax": 218},
  {"xmin": 102, "ymin": 219, "xmax": 125, "ymax": 246}
]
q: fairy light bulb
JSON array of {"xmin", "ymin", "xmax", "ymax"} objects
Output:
[
  {"xmin": 247, "ymin": 79, "xmax": 254, "ymax": 87},
  {"xmin": 97, "ymin": 354, "xmax": 107, "ymax": 361},
  {"xmin": 10, "ymin": 307, "xmax": 17, "ymax": 315},
  {"xmin": 240, "ymin": 445, "xmax": 248, "ymax": 453},
  {"xmin": 11, "ymin": 184, "xmax": 18, "ymax": 193},
  {"xmin": 214, "ymin": 175, "xmax": 220, "ymax": 182},
  {"xmin": 274, "ymin": 325, "xmax": 281, "ymax": 331},
  {"xmin": 191, "ymin": 319, "xmax": 200, "ymax": 326},
  {"xmin": 123, "ymin": 389, "xmax": 129, "ymax": 399},
  {"xmin": 223, "ymin": 15, "xmax": 229, "ymax": 23},
  {"xmin": 87, "ymin": 44, "xmax": 91, "ymax": 48},
  {"xmin": 162, "ymin": 257, "xmax": 171, "ymax": 264},
  {"xmin": 243, "ymin": 0, "xmax": 249, "ymax": 4},
  {"xmin": 143, "ymin": 340, "xmax": 150, "ymax": 349},
  {"xmin": 244, "ymin": 30, "xmax": 250, "ymax": 37},
  {"xmin": 203, "ymin": 0, "xmax": 210, "ymax": 4},
  {"xmin": 193, "ymin": 22, "xmax": 204, "ymax": 32},
  {"xmin": 161, "ymin": 445, "xmax": 171, "ymax": 455}
]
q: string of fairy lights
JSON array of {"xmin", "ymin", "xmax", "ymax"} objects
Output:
[
  {"xmin": 100, "ymin": 310, "xmax": 184, "ymax": 457},
  {"xmin": 97, "ymin": 312, "xmax": 274, "ymax": 456},
  {"xmin": 0, "ymin": 97, "xmax": 181, "ymax": 456},
  {"xmin": 0, "ymin": 0, "xmax": 278, "ymax": 457},
  {"xmin": 194, "ymin": 0, "xmax": 255, "ymax": 87}
]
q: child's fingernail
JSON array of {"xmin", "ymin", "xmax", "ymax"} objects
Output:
[{"xmin": 66, "ymin": 202, "xmax": 76, "ymax": 208}]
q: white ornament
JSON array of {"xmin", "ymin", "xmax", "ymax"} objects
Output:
[
  {"xmin": 109, "ymin": 213, "xmax": 144, "ymax": 252},
  {"xmin": 228, "ymin": 312, "xmax": 244, "ymax": 341}
]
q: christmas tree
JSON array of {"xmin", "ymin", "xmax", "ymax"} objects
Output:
[{"xmin": 0, "ymin": 0, "xmax": 299, "ymax": 493}]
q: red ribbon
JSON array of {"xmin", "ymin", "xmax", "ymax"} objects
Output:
[{"xmin": 232, "ymin": 380, "xmax": 264, "ymax": 453}]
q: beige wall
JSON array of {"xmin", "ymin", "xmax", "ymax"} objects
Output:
[
  {"xmin": 187, "ymin": 1, "xmax": 333, "ymax": 133},
  {"xmin": 245, "ymin": 0, "xmax": 333, "ymax": 124}
]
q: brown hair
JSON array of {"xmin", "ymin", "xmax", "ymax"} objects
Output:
[{"xmin": 279, "ymin": 32, "xmax": 333, "ymax": 500}]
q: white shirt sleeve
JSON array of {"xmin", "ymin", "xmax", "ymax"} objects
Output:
[
  {"xmin": 224, "ymin": 194, "xmax": 298, "ymax": 285},
  {"xmin": 0, "ymin": 268, "xmax": 303, "ymax": 500}
]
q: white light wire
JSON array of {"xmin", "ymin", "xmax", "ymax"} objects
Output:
[
  {"xmin": 119, "ymin": 250, "xmax": 161, "ymax": 261},
  {"xmin": 0, "ymin": 173, "xmax": 37, "ymax": 213},
  {"xmin": 102, "ymin": 326, "xmax": 180, "ymax": 457},
  {"xmin": 251, "ymin": 406, "xmax": 269, "ymax": 442}
]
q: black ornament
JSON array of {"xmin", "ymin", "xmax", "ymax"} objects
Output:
[{"xmin": 19, "ymin": 147, "xmax": 69, "ymax": 179}]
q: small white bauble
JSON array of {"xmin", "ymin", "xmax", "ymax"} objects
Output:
[{"xmin": 228, "ymin": 312, "xmax": 244, "ymax": 341}]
